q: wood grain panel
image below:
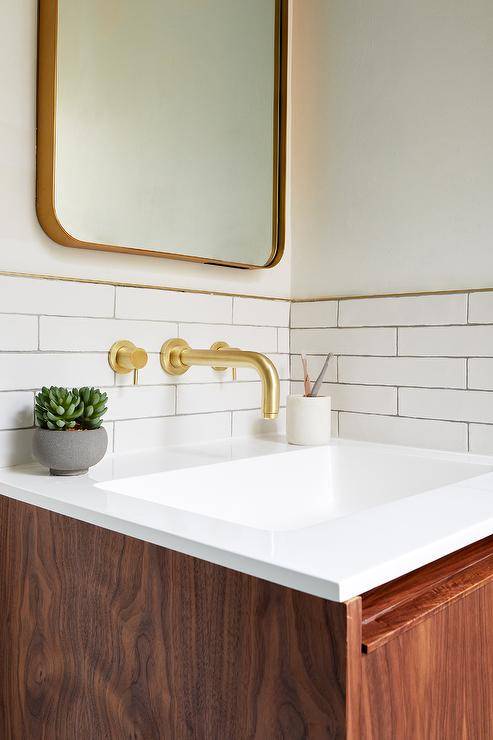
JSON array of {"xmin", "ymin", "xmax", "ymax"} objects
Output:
[
  {"xmin": 361, "ymin": 580, "xmax": 493, "ymax": 740},
  {"xmin": 0, "ymin": 494, "xmax": 357, "ymax": 739},
  {"xmin": 362, "ymin": 535, "xmax": 493, "ymax": 651}
]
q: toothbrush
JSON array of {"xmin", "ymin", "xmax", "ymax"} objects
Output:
[
  {"xmin": 309, "ymin": 353, "xmax": 332, "ymax": 397},
  {"xmin": 301, "ymin": 354, "xmax": 312, "ymax": 396}
]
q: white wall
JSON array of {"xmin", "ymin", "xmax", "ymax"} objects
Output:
[
  {"xmin": 4, "ymin": 0, "xmax": 493, "ymax": 304},
  {"xmin": 0, "ymin": 0, "xmax": 291, "ymax": 298},
  {"xmin": 291, "ymin": 0, "xmax": 493, "ymax": 299}
]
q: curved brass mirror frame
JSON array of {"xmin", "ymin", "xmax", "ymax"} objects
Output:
[{"xmin": 36, "ymin": 0, "xmax": 288, "ymax": 270}]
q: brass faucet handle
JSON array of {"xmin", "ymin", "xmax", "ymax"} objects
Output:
[
  {"xmin": 160, "ymin": 338, "xmax": 190, "ymax": 375},
  {"xmin": 210, "ymin": 341, "xmax": 237, "ymax": 380},
  {"xmin": 109, "ymin": 340, "xmax": 149, "ymax": 385}
]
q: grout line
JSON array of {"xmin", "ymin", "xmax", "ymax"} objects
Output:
[
  {"xmin": 289, "ymin": 352, "xmax": 492, "ymax": 360},
  {"xmin": 292, "ymin": 288, "xmax": 491, "ymax": 303},
  {"xmin": 290, "ymin": 381, "xmax": 488, "ymax": 392},
  {"xmin": 337, "ymin": 410, "xmax": 470, "ymax": 425},
  {"xmin": 290, "ymin": 322, "xmax": 479, "ymax": 329},
  {"xmin": 339, "ymin": 409, "xmax": 491, "ymax": 428},
  {"xmin": 0, "ymin": 312, "xmax": 489, "ymax": 330},
  {"xmin": 0, "ymin": 425, "xmax": 35, "ymax": 433},
  {"xmin": 0, "ymin": 310, "xmax": 291, "ymax": 329}
]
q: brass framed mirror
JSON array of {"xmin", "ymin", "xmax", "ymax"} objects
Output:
[{"xmin": 36, "ymin": 0, "xmax": 287, "ymax": 269}]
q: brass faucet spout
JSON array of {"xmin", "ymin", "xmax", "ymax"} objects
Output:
[{"xmin": 160, "ymin": 339, "xmax": 280, "ymax": 419}]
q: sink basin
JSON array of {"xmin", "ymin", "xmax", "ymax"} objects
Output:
[{"xmin": 97, "ymin": 443, "xmax": 493, "ymax": 532}]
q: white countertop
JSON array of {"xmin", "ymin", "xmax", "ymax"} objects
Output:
[{"xmin": 1, "ymin": 436, "xmax": 493, "ymax": 602}]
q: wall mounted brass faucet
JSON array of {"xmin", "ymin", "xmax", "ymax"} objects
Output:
[
  {"xmin": 160, "ymin": 338, "xmax": 280, "ymax": 419},
  {"xmin": 109, "ymin": 340, "xmax": 148, "ymax": 385}
]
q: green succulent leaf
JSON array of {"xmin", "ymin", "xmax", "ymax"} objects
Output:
[{"xmin": 35, "ymin": 386, "xmax": 108, "ymax": 430}]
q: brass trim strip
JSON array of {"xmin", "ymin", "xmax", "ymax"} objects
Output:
[
  {"xmin": 292, "ymin": 287, "xmax": 493, "ymax": 303},
  {"xmin": 36, "ymin": 0, "xmax": 288, "ymax": 271},
  {"xmin": 1, "ymin": 270, "xmax": 492, "ymax": 304},
  {"xmin": 0, "ymin": 270, "xmax": 291, "ymax": 302}
]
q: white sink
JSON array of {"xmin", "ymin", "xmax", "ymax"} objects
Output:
[{"xmin": 97, "ymin": 443, "xmax": 493, "ymax": 532}]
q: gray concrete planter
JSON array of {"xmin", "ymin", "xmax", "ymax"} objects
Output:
[{"xmin": 33, "ymin": 427, "xmax": 108, "ymax": 476}]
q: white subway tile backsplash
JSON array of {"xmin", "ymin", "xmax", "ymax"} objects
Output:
[
  {"xmin": 290, "ymin": 301, "xmax": 338, "ymax": 328},
  {"xmin": 3, "ymin": 275, "xmax": 493, "ymax": 462},
  {"xmin": 114, "ymin": 412, "xmax": 231, "ymax": 453},
  {"xmin": 339, "ymin": 413, "xmax": 468, "ymax": 452},
  {"xmin": 399, "ymin": 325, "xmax": 493, "ymax": 357},
  {"xmin": 232, "ymin": 408, "xmax": 286, "ymax": 438},
  {"xmin": 40, "ymin": 317, "xmax": 178, "ymax": 352},
  {"xmin": 469, "ymin": 424, "xmax": 493, "ymax": 455},
  {"xmin": 290, "ymin": 328, "xmax": 396, "ymax": 356},
  {"xmin": 468, "ymin": 292, "xmax": 493, "ymax": 324},
  {"xmin": 339, "ymin": 356, "xmax": 466, "ymax": 388},
  {"xmin": 105, "ymin": 386, "xmax": 175, "ymax": 421},
  {"xmin": 291, "ymin": 381, "xmax": 397, "ymax": 415},
  {"xmin": 271, "ymin": 354, "xmax": 290, "ymax": 381},
  {"xmin": 178, "ymin": 380, "xmax": 289, "ymax": 416},
  {"xmin": 468, "ymin": 359, "xmax": 493, "ymax": 390},
  {"xmin": 290, "ymin": 354, "xmax": 337, "ymax": 383},
  {"xmin": 277, "ymin": 328, "xmax": 290, "ymax": 353},
  {"xmin": 0, "ymin": 276, "xmax": 114, "ymax": 317},
  {"xmin": 0, "ymin": 353, "xmax": 114, "ymax": 391},
  {"xmin": 0, "ymin": 315, "xmax": 38, "ymax": 350},
  {"xmin": 116, "ymin": 286, "xmax": 232, "ymax": 324},
  {"xmin": 233, "ymin": 297, "xmax": 290, "ymax": 327},
  {"xmin": 399, "ymin": 388, "xmax": 493, "ymax": 424},
  {"xmin": 289, "ymin": 295, "xmax": 493, "ymax": 452},
  {"xmin": 103, "ymin": 422, "xmax": 115, "ymax": 454},
  {"xmin": 179, "ymin": 323, "xmax": 277, "ymax": 353},
  {"xmin": 0, "ymin": 391, "xmax": 34, "ymax": 429},
  {"xmin": 339, "ymin": 294, "xmax": 467, "ymax": 327},
  {"xmin": 177, "ymin": 382, "xmax": 263, "ymax": 415},
  {"xmin": 0, "ymin": 428, "xmax": 34, "ymax": 468}
]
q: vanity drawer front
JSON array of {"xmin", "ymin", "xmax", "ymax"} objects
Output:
[
  {"xmin": 361, "ymin": 534, "xmax": 493, "ymax": 652},
  {"xmin": 358, "ymin": 536, "xmax": 493, "ymax": 740}
]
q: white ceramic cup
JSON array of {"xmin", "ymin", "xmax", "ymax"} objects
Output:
[{"xmin": 286, "ymin": 395, "xmax": 331, "ymax": 445}]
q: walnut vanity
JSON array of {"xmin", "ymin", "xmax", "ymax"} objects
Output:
[{"xmin": 1, "ymin": 438, "xmax": 493, "ymax": 738}]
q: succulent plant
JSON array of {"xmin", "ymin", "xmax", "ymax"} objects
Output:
[
  {"xmin": 78, "ymin": 387, "xmax": 108, "ymax": 430},
  {"xmin": 35, "ymin": 387, "xmax": 84, "ymax": 430},
  {"xmin": 35, "ymin": 386, "xmax": 108, "ymax": 431}
]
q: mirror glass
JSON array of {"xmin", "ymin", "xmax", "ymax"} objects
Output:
[{"xmin": 41, "ymin": 0, "xmax": 285, "ymax": 268}]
